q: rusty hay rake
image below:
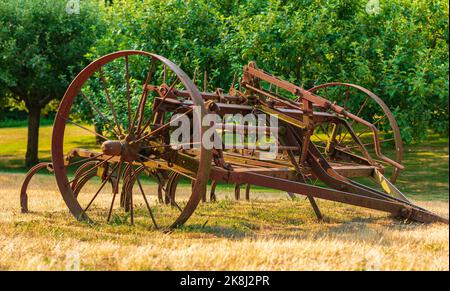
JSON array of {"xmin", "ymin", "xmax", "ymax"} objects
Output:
[{"xmin": 21, "ymin": 51, "xmax": 448, "ymax": 229}]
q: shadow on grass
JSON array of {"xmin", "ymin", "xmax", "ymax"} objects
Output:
[
  {"xmin": 177, "ymin": 224, "xmax": 249, "ymax": 238},
  {"xmin": 15, "ymin": 203, "xmax": 447, "ymax": 244}
]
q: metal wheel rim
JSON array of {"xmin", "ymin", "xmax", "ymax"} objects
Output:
[
  {"xmin": 51, "ymin": 50, "xmax": 212, "ymax": 228},
  {"xmin": 308, "ymin": 82, "xmax": 403, "ymax": 183}
]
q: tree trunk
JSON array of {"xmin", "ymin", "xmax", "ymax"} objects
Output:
[{"xmin": 25, "ymin": 105, "xmax": 41, "ymax": 167}]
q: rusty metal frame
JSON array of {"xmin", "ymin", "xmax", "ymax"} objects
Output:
[{"xmin": 20, "ymin": 51, "xmax": 448, "ymax": 228}]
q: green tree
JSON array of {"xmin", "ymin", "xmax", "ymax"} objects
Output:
[
  {"xmin": 0, "ymin": 0, "xmax": 105, "ymax": 166},
  {"xmin": 86, "ymin": 0, "xmax": 448, "ymax": 142}
]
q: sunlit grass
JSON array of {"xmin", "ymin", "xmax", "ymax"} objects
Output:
[
  {"xmin": 0, "ymin": 173, "xmax": 448, "ymax": 270},
  {"xmin": 0, "ymin": 125, "xmax": 448, "ymax": 270},
  {"xmin": 0, "ymin": 124, "xmax": 96, "ymax": 170}
]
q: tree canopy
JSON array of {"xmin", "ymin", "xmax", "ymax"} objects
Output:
[
  {"xmin": 0, "ymin": 0, "xmax": 105, "ymax": 165},
  {"xmin": 89, "ymin": 0, "xmax": 448, "ymax": 142}
]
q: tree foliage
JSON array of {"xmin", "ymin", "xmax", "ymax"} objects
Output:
[
  {"xmin": 0, "ymin": 0, "xmax": 105, "ymax": 165},
  {"xmin": 89, "ymin": 0, "xmax": 448, "ymax": 142}
]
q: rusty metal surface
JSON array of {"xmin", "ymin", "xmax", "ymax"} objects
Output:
[
  {"xmin": 308, "ymin": 83, "xmax": 403, "ymax": 183},
  {"xmin": 51, "ymin": 50, "xmax": 211, "ymax": 229},
  {"xmin": 17, "ymin": 50, "xmax": 444, "ymax": 228},
  {"xmin": 20, "ymin": 162, "xmax": 53, "ymax": 213}
]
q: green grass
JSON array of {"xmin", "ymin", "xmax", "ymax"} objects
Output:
[
  {"xmin": 393, "ymin": 134, "xmax": 449, "ymax": 201},
  {"xmin": 0, "ymin": 124, "xmax": 96, "ymax": 171},
  {"xmin": 0, "ymin": 118, "xmax": 54, "ymax": 128}
]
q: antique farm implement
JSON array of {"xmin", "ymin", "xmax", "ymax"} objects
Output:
[{"xmin": 21, "ymin": 51, "xmax": 448, "ymax": 228}]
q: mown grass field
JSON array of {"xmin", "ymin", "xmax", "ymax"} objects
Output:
[{"xmin": 0, "ymin": 125, "xmax": 448, "ymax": 270}]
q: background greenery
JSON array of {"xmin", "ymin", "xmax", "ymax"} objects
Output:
[
  {"xmin": 0, "ymin": 0, "xmax": 448, "ymax": 166},
  {"xmin": 89, "ymin": 0, "xmax": 449, "ymax": 143},
  {"xmin": 0, "ymin": 0, "xmax": 104, "ymax": 165}
]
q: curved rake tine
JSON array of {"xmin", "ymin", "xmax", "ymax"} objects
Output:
[
  {"xmin": 135, "ymin": 107, "xmax": 193, "ymax": 143},
  {"xmin": 130, "ymin": 176, "xmax": 134, "ymax": 225},
  {"xmin": 139, "ymin": 161, "xmax": 183, "ymax": 212},
  {"xmin": 66, "ymin": 156, "xmax": 114, "ymax": 186},
  {"xmin": 82, "ymin": 162, "xmax": 119, "ymax": 216}
]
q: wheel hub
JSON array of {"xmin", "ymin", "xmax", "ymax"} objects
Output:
[{"xmin": 101, "ymin": 135, "xmax": 142, "ymax": 162}]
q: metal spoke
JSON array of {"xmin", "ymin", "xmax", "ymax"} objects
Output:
[
  {"xmin": 65, "ymin": 118, "xmax": 109, "ymax": 141},
  {"xmin": 373, "ymin": 114, "xmax": 387, "ymax": 126},
  {"xmin": 82, "ymin": 162, "xmax": 119, "ymax": 215},
  {"xmin": 135, "ymin": 107, "xmax": 193, "ymax": 143},
  {"xmin": 163, "ymin": 64, "xmax": 167, "ymax": 84},
  {"xmin": 313, "ymin": 133, "xmax": 326, "ymax": 144},
  {"xmin": 346, "ymin": 138, "xmax": 395, "ymax": 150},
  {"xmin": 192, "ymin": 67, "xmax": 198, "ymax": 85},
  {"xmin": 141, "ymin": 141, "xmax": 199, "ymax": 150},
  {"xmin": 344, "ymin": 88, "xmax": 349, "ymax": 111},
  {"xmin": 338, "ymin": 125, "xmax": 351, "ymax": 144},
  {"xmin": 130, "ymin": 58, "xmax": 155, "ymax": 134},
  {"xmin": 79, "ymin": 90, "xmax": 120, "ymax": 137},
  {"xmin": 356, "ymin": 115, "xmax": 387, "ymax": 139},
  {"xmin": 149, "ymin": 76, "xmax": 181, "ymax": 122},
  {"xmin": 204, "ymin": 71, "xmax": 207, "ymax": 92},
  {"xmin": 99, "ymin": 67, "xmax": 123, "ymax": 136},
  {"xmin": 344, "ymin": 96, "xmax": 370, "ymax": 142},
  {"xmin": 338, "ymin": 132, "xmax": 348, "ymax": 145},
  {"xmin": 107, "ymin": 161, "xmax": 123, "ymax": 222},
  {"xmin": 356, "ymin": 127, "xmax": 372, "ymax": 139},
  {"xmin": 355, "ymin": 96, "xmax": 369, "ymax": 118},
  {"xmin": 137, "ymin": 115, "xmax": 157, "ymax": 139},
  {"xmin": 131, "ymin": 167, "xmax": 159, "ymax": 229},
  {"xmin": 125, "ymin": 56, "xmax": 132, "ymax": 132}
]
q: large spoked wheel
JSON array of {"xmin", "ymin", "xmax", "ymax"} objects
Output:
[
  {"xmin": 308, "ymin": 83, "xmax": 403, "ymax": 183},
  {"xmin": 52, "ymin": 51, "xmax": 212, "ymax": 229}
]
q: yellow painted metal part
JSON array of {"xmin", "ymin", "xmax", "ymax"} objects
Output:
[{"xmin": 372, "ymin": 169, "xmax": 410, "ymax": 203}]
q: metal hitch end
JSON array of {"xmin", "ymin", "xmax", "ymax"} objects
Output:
[{"xmin": 101, "ymin": 140, "xmax": 123, "ymax": 156}]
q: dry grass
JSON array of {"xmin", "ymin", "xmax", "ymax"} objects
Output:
[
  {"xmin": 0, "ymin": 126, "xmax": 448, "ymax": 270},
  {"xmin": 0, "ymin": 173, "xmax": 448, "ymax": 271}
]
